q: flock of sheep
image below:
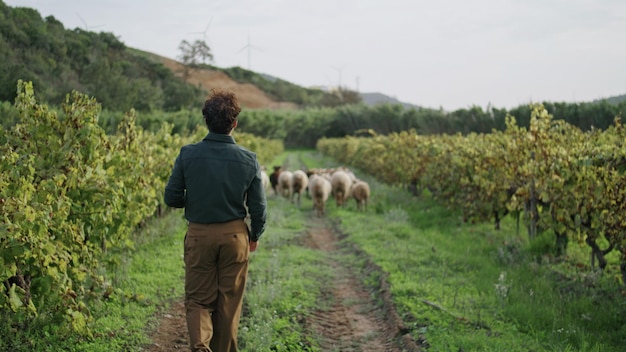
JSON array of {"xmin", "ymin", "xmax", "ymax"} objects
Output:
[{"xmin": 261, "ymin": 166, "xmax": 371, "ymax": 216}]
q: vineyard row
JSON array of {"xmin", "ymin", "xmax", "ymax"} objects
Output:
[{"xmin": 317, "ymin": 105, "xmax": 626, "ymax": 284}]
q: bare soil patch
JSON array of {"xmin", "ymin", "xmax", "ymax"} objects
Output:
[{"xmin": 143, "ymin": 300, "xmax": 187, "ymax": 351}]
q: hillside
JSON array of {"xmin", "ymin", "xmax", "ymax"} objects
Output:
[
  {"xmin": 156, "ymin": 56, "xmax": 297, "ymax": 110},
  {"xmin": 0, "ymin": 2, "xmax": 205, "ymax": 112},
  {"xmin": 0, "ymin": 1, "xmax": 346, "ymax": 112},
  {"xmin": 0, "ymin": 1, "xmax": 481, "ymax": 113}
]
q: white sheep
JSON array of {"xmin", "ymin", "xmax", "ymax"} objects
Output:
[
  {"xmin": 335, "ymin": 166, "xmax": 358, "ymax": 182},
  {"xmin": 277, "ymin": 170, "xmax": 293, "ymax": 199},
  {"xmin": 290, "ymin": 170, "xmax": 309, "ymax": 207},
  {"xmin": 350, "ymin": 180, "xmax": 370, "ymax": 211},
  {"xmin": 330, "ymin": 170, "xmax": 353, "ymax": 207},
  {"xmin": 308, "ymin": 174, "xmax": 332, "ymax": 217},
  {"xmin": 261, "ymin": 167, "xmax": 271, "ymax": 194}
]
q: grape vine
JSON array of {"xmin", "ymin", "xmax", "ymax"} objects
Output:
[
  {"xmin": 0, "ymin": 81, "xmax": 283, "ymax": 333},
  {"xmin": 318, "ymin": 105, "xmax": 626, "ymax": 284}
]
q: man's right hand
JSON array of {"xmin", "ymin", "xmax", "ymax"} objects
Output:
[{"xmin": 249, "ymin": 241, "xmax": 258, "ymax": 252}]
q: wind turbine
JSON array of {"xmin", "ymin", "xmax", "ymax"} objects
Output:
[
  {"xmin": 330, "ymin": 64, "xmax": 347, "ymax": 89},
  {"xmin": 76, "ymin": 13, "xmax": 104, "ymax": 31},
  {"xmin": 189, "ymin": 17, "xmax": 213, "ymax": 46},
  {"xmin": 236, "ymin": 32, "xmax": 262, "ymax": 70}
]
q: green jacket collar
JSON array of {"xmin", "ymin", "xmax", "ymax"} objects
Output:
[{"xmin": 203, "ymin": 133, "xmax": 236, "ymax": 144}]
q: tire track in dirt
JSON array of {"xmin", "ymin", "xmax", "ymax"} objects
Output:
[{"xmin": 302, "ymin": 216, "xmax": 420, "ymax": 352}]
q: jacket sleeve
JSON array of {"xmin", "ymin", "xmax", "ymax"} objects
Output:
[
  {"xmin": 164, "ymin": 152, "xmax": 186, "ymax": 208},
  {"xmin": 246, "ymin": 160, "xmax": 267, "ymax": 241}
]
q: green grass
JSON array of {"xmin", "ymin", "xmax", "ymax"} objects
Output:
[
  {"xmin": 71, "ymin": 211, "xmax": 187, "ymax": 351},
  {"xmin": 238, "ymin": 196, "xmax": 328, "ymax": 351}
]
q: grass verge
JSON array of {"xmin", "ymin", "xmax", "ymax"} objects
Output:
[{"xmin": 1, "ymin": 210, "xmax": 187, "ymax": 352}]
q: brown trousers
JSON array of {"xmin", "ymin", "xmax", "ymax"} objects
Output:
[{"xmin": 184, "ymin": 220, "xmax": 250, "ymax": 352}]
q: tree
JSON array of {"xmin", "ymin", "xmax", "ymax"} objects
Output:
[{"xmin": 177, "ymin": 39, "xmax": 214, "ymax": 81}]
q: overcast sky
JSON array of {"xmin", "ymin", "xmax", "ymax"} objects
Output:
[{"xmin": 6, "ymin": 0, "xmax": 626, "ymax": 110}]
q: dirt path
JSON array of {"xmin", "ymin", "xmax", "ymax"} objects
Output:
[
  {"xmin": 302, "ymin": 217, "xmax": 413, "ymax": 352},
  {"xmin": 144, "ymin": 300, "xmax": 188, "ymax": 351},
  {"xmin": 143, "ymin": 216, "xmax": 419, "ymax": 352}
]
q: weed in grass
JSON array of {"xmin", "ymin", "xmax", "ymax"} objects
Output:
[
  {"xmin": 495, "ymin": 239, "xmax": 525, "ymax": 265},
  {"xmin": 383, "ymin": 206, "xmax": 409, "ymax": 224}
]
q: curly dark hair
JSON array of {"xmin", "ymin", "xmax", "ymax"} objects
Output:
[{"xmin": 202, "ymin": 89, "xmax": 241, "ymax": 134}]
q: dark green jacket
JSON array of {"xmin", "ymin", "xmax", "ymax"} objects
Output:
[{"xmin": 164, "ymin": 133, "xmax": 267, "ymax": 241}]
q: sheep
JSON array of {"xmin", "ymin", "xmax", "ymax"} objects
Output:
[
  {"xmin": 269, "ymin": 166, "xmax": 281, "ymax": 195},
  {"xmin": 330, "ymin": 170, "xmax": 353, "ymax": 207},
  {"xmin": 308, "ymin": 174, "xmax": 332, "ymax": 217},
  {"xmin": 290, "ymin": 170, "xmax": 309, "ymax": 207},
  {"xmin": 305, "ymin": 168, "xmax": 331, "ymax": 197},
  {"xmin": 350, "ymin": 180, "xmax": 370, "ymax": 211},
  {"xmin": 261, "ymin": 167, "xmax": 271, "ymax": 194},
  {"xmin": 335, "ymin": 166, "xmax": 358, "ymax": 183},
  {"xmin": 277, "ymin": 170, "xmax": 293, "ymax": 199}
]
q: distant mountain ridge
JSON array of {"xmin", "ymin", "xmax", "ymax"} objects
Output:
[
  {"xmin": 593, "ymin": 94, "xmax": 626, "ymax": 105},
  {"xmin": 360, "ymin": 92, "xmax": 626, "ymax": 110},
  {"xmin": 359, "ymin": 92, "xmax": 421, "ymax": 109}
]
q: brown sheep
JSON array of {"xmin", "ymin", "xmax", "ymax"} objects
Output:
[
  {"xmin": 290, "ymin": 170, "xmax": 309, "ymax": 207},
  {"xmin": 351, "ymin": 180, "xmax": 370, "ymax": 211},
  {"xmin": 269, "ymin": 166, "xmax": 282, "ymax": 195}
]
